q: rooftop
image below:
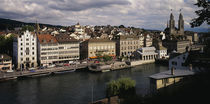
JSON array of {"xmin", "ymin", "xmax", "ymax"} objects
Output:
[
  {"xmin": 88, "ymin": 39, "xmax": 114, "ymax": 43},
  {"xmin": 55, "ymin": 34, "xmax": 79, "ymax": 43},
  {"xmin": 37, "ymin": 34, "xmax": 57, "ymax": 44},
  {"xmin": 149, "ymin": 69, "xmax": 194, "ymax": 80}
]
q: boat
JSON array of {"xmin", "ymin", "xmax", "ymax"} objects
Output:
[
  {"xmin": 53, "ymin": 69, "xmax": 76, "ymax": 74},
  {"xmin": 27, "ymin": 72, "xmax": 52, "ymax": 78},
  {"xmin": 88, "ymin": 64, "xmax": 111, "ymax": 72}
]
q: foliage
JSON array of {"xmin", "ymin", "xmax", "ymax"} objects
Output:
[
  {"xmin": 22, "ymin": 25, "xmax": 34, "ymax": 32},
  {"xmin": 106, "ymin": 77, "xmax": 136, "ymax": 97},
  {"xmin": 190, "ymin": 0, "xmax": 210, "ymax": 27},
  {"xmin": 0, "ymin": 34, "xmax": 15, "ymax": 56},
  {"xmin": 102, "ymin": 55, "xmax": 112, "ymax": 62}
]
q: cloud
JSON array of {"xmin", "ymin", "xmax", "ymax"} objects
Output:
[
  {"xmin": 0, "ymin": 0, "xmax": 207, "ymax": 31},
  {"xmin": 48, "ymin": 0, "xmax": 131, "ymax": 11}
]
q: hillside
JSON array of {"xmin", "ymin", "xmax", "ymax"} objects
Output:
[{"xmin": 0, "ymin": 18, "xmax": 64, "ymax": 30}]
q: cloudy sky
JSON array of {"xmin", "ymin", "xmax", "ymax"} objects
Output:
[{"xmin": 0, "ymin": 0, "xmax": 209, "ymax": 31}]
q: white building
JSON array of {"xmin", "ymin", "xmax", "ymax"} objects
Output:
[
  {"xmin": 133, "ymin": 47, "xmax": 158, "ymax": 61},
  {"xmin": 169, "ymin": 52, "xmax": 189, "ymax": 70},
  {"xmin": 156, "ymin": 46, "xmax": 168, "ymax": 59},
  {"xmin": 144, "ymin": 34, "xmax": 153, "ymax": 47},
  {"xmin": 13, "ymin": 30, "xmax": 37, "ymax": 69}
]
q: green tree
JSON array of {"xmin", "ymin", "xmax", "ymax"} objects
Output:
[
  {"xmin": 22, "ymin": 25, "xmax": 34, "ymax": 31},
  {"xmin": 106, "ymin": 77, "xmax": 136, "ymax": 97},
  {"xmin": 103, "ymin": 55, "xmax": 112, "ymax": 62},
  {"xmin": 190, "ymin": 0, "xmax": 210, "ymax": 27}
]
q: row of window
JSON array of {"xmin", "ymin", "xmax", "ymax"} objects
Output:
[
  {"xmin": 89, "ymin": 45, "xmax": 115, "ymax": 50},
  {"xmin": 121, "ymin": 46, "xmax": 139, "ymax": 50},
  {"xmin": 20, "ymin": 51, "xmax": 35, "ymax": 55},
  {"xmin": 20, "ymin": 57, "xmax": 35, "ymax": 61},
  {"xmin": 20, "ymin": 43, "xmax": 35, "ymax": 46},
  {"xmin": 121, "ymin": 41, "xmax": 139, "ymax": 45}
]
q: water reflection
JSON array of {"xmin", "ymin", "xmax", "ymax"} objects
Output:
[{"xmin": 0, "ymin": 64, "xmax": 168, "ymax": 104}]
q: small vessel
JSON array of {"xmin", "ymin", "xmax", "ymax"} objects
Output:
[
  {"xmin": 53, "ymin": 69, "xmax": 76, "ymax": 74},
  {"xmin": 88, "ymin": 64, "xmax": 111, "ymax": 72},
  {"xmin": 27, "ymin": 72, "xmax": 51, "ymax": 78}
]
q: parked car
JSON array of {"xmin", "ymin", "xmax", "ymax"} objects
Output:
[
  {"xmin": 39, "ymin": 66, "xmax": 45, "ymax": 69},
  {"xmin": 94, "ymin": 61, "xmax": 100, "ymax": 63}
]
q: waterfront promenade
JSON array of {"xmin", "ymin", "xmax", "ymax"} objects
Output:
[{"xmin": 0, "ymin": 63, "xmax": 88, "ymax": 80}]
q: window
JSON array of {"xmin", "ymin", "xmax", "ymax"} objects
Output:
[
  {"xmin": 21, "ymin": 52, "xmax": 23, "ymax": 55},
  {"xmin": 21, "ymin": 48, "xmax": 23, "ymax": 50},
  {"xmin": 32, "ymin": 43, "xmax": 34, "ymax": 45},
  {"xmin": 26, "ymin": 38, "xmax": 29, "ymax": 41},
  {"xmin": 32, "ymin": 47, "xmax": 34, "ymax": 50},
  {"xmin": 32, "ymin": 57, "xmax": 34, "ymax": 60},
  {"xmin": 26, "ymin": 57, "xmax": 29, "ymax": 61},
  {"xmin": 26, "ymin": 43, "xmax": 29, "ymax": 45},
  {"xmin": 21, "ymin": 58, "xmax": 23, "ymax": 61},
  {"xmin": 21, "ymin": 43, "xmax": 23, "ymax": 45},
  {"xmin": 32, "ymin": 52, "xmax": 34, "ymax": 55}
]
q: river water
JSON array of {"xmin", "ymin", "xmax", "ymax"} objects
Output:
[{"xmin": 0, "ymin": 64, "xmax": 168, "ymax": 104}]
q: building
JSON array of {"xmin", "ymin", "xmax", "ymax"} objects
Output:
[
  {"xmin": 0, "ymin": 54, "xmax": 12, "ymax": 72},
  {"xmin": 153, "ymin": 38, "xmax": 168, "ymax": 59},
  {"xmin": 37, "ymin": 34, "xmax": 59, "ymax": 66},
  {"xmin": 114, "ymin": 35, "xmax": 143, "ymax": 57},
  {"xmin": 163, "ymin": 12, "xmax": 191, "ymax": 53},
  {"xmin": 133, "ymin": 47, "xmax": 158, "ymax": 61},
  {"xmin": 164, "ymin": 12, "xmax": 184, "ymax": 36},
  {"xmin": 80, "ymin": 39, "xmax": 116, "ymax": 59},
  {"xmin": 149, "ymin": 69, "xmax": 194, "ymax": 91},
  {"xmin": 13, "ymin": 30, "xmax": 37, "ymax": 69},
  {"xmin": 144, "ymin": 34, "xmax": 153, "ymax": 47},
  {"xmin": 169, "ymin": 52, "xmax": 189, "ymax": 70},
  {"xmin": 55, "ymin": 34, "xmax": 80, "ymax": 63},
  {"xmin": 163, "ymin": 40, "xmax": 190, "ymax": 53}
]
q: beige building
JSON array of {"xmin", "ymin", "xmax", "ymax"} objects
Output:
[
  {"xmin": 80, "ymin": 39, "xmax": 116, "ymax": 59},
  {"xmin": 144, "ymin": 34, "xmax": 153, "ymax": 47},
  {"xmin": 37, "ymin": 34, "xmax": 59, "ymax": 66},
  {"xmin": 0, "ymin": 54, "xmax": 12, "ymax": 72},
  {"xmin": 114, "ymin": 35, "xmax": 143, "ymax": 57},
  {"xmin": 55, "ymin": 34, "xmax": 80, "ymax": 62}
]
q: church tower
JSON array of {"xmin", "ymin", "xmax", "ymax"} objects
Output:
[
  {"xmin": 178, "ymin": 13, "xmax": 184, "ymax": 35},
  {"xmin": 169, "ymin": 13, "xmax": 175, "ymax": 35}
]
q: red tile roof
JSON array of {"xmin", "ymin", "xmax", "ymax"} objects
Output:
[{"xmin": 37, "ymin": 34, "xmax": 57, "ymax": 44}]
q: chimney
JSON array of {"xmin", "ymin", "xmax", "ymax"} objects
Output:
[{"xmin": 171, "ymin": 67, "xmax": 175, "ymax": 75}]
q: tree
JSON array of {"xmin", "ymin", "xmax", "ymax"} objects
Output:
[
  {"xmin": 22, "ymin": 25, "xmax": 34, "ymax": 32},
  {"xmin": 190, "ymin": 0, "xmax": 210, "ymax": 27},
  {"xmin": 106, "ymin": 77, "xmax": 136, "ymax": 97}
]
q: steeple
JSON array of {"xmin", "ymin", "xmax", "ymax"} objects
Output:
[
  {"xmin": 35, "ymin": 21, "xmax": 40, "ymax": 35},
  {"xmin": 169, "ymin": 9, "xmax": 175, "ymax": 35},
  {"xmin": 178, "ymin": 9, "xmax": 184, "ymax": 35}
]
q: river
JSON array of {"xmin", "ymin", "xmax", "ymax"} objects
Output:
[{"xmin": 0, "ymin": 64, "xmax": 168, "ymax": 104}]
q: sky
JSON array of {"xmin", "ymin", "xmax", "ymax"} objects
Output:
[{"xmin": 0, "ymin": 0, "xmax": 209, "ymax": 32}]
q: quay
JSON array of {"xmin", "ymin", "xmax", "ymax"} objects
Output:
[{"xmin": 0, "ymin": 63, "xmax": 88, "ymax": 80}]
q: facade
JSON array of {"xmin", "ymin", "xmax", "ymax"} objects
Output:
[
  {"xmin": 133, "ymin": 47, "xmax": 158, "ymax": 61},
  {"xmin": 164, "ymin": 40, "xmax": 190, "ymax": 53},
  {"xmin": 144, "ymin": 34, "xmax": 153, "ymax": 47},
  {"xmin": 114, "ymin": 35, "xmax": 143, "ymax": 57},
  {"xmin": 80, "ymin": 39, "xmax": 116, "ymax": 59},
  {"xmin": 153, "ymin": 38, "xmax": 168, "ymax": 59},
  {"xmin": 165, "ymin": 12, "xmax": 184, "ymax": 36},
  {"xmin": 0, "ymin": 54, "xmax": 12, "ymax": 72},
  {"xmin": 37, "ymin": 34, "xmax": 59, "ymax": 66},
  {"xmin": 169, "ymin": 52, "xmax": 189, "ymax": 70},
  {"xmin": 55, "ymin": 34, "xmax": 80, "ymax": 63},
  {"xmin": 13, "ymin": 30, "xmax": 37, "ymax": 69}
]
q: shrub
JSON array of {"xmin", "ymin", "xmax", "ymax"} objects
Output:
[{"xmin": 106, "ymin": 77, "xmax": 136, "ymax": 97}]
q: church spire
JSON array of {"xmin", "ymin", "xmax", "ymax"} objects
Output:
[{"xmin": 35, "ymin": 20, "xmax": 40, "ymax": 35}]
